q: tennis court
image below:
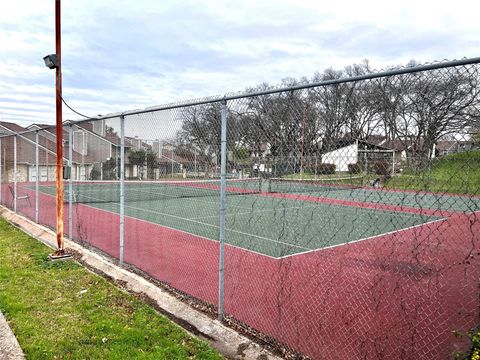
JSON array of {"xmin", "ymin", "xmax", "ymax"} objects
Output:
[
  {"xmin": 33, "ymin": 177, "xmax": 477, "ymax": 258},
  {"xmin": 3, "ymin": 58, "xmax": 480, "ymax": 359}
]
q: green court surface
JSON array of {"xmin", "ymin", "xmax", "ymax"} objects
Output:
[
  {"xmin": 268, "ymin": 180, "xmax": 480, "ymax": 212},
  {"xmin": 35, "ymin": 181, "xmax": 445, "ymax": 258}
]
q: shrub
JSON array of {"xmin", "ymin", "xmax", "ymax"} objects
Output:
[
  {"xmin": 369, "ymin": 160, "xmax": 390, "ymax": 175},
  {"xmin": 315, "ymin": 163, "xmax": 336, "ymax": 175},
  {"xmin": 89, "ymin": 168, "xmax": 101, "ymax": 180},
  {"xmin": 348, "ymin": 163, "xmax": 362, "ymax": 174}
]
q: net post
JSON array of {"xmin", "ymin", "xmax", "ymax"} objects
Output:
[
  {"xmin": 119, "ymin": 115, "xmax": 125, "ymax": 265},
  {"xmin": 171, "ymin": 148, "xmax": 174, "ymax": 178},
  {"xmin": 68, "ymin": 124, "xmax": 73, "ymax": 240},
  {"xmin": 46, "ymin": 151, "xmax": 49, "ymax": 181},
  {"xmin": 218, "ymin": 99, "xmax": 227, "ymax": 321},
  {"xmin": 35, "ymin": 131, "xmax": 39, "ymax": 223},
  {"xmin": 194, "ymin": 151, "xmax": 197, "ymax": 178},
  {"xmin": 391, "ymin": 149, "xmax": 395, "ymax": 176},
  {"xmin": 13, "ymin": 135, "xmax": 17, "ymax": 213}
]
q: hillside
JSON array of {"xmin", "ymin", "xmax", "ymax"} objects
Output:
[{"xmin": 386, "ymin": 150, "xmax": 480, "ymax": 195}]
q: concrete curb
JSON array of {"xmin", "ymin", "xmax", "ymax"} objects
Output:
[
  {"xmin": 0, "ymin": 311, "xmax": 24, "ymax": 360},
  {"xmin": 0, "ymin": 208, "xmax": 282, "ymax": 360}
]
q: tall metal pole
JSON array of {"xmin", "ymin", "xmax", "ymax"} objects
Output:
[
  {"xmin": 300, "ymin": 103, "xmax": 306, "ymax": 176},
  {"xmin": 119, "ymin": 115, "xmax": 125, "ymax": 265},
  {"xmin": 55, "ymin": 0, "xmax": 64, "ymax": 252},
  {"xmin": 35, "ymin": 131, "xmax": 39, "ymax": 223},
  {"xmin": 218, "ymin": 99, "xmax": 227, "ymax": 321},
  {"xmin": 13, "ymin": 135, "xmax": 17, "ymax": 213},
  {"xmin": 68, "ymin": 125, "xmax": 73, "ymax": 240},
  {"xmin": 194, "ymin": 151, "xmax": 197, "ymax": 178}
]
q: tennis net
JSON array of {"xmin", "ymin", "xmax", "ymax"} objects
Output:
[
  {"xmin": 64, "ymin": 178, "xmax": 261, "ymax": 204},
  {"xmin": 267, "ymin": 176, "xmax": 365, "ymax": 194}
]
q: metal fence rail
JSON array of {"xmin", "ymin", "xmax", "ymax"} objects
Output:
[{"xmin": 1, "ymin": 58, "xmax": 480, "ymax": 359}]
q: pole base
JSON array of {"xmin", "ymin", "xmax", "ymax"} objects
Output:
[{"xmin": 48, "ymin": 249, "xmax": 73, "ymax": 261}]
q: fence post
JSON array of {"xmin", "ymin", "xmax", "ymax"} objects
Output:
[
  {"xmin": 68, "ymin": 125, "xmax": 73, "ymax": 239},
  {"xmin": 119, "ymin": 115, "xmax": 125, "ymax": 265},
  {"xmin": 46, "ymin": 151, "xmax": 49, "ymax": 180},
  {"xmin": 194, "ymin": 151, "xmax": 197, "ymax": 178},
  {"xmin": 218, "ymin": 99, "xmax": 228, "ymax": 321},
  {"xmin": 391, "ymin": 150, "xmax": 395, "ymax": 176},
  {"xmin": 13, "ymin": 135, "xmax": 17, "ymax": 213},
  {"xmin": 35, "ymin": 131, "xmax": 39, "ymax": 223}
]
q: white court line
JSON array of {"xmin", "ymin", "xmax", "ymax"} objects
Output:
[
  {"xmin": 59, "ymin": 190, "xmax": 304, "ymax": 252},
  {"xmin": 191, "ymin": 203, "xmax": 323, "ymax": 220},
  {"xmin": 70, "ymin": 187, "xmax": 268, "ymax": 212},
  {"xmin": 277, "ymin": 217, "xmax": 448, "ymax": 260},
  {"xmin": 48, "ymin": 189, "xmax": 450, "ymax": 260},
  {"xmin": 122, "ymin": 203, "xmax": 311, "ymax": 251},
  {"xmin": 77, "ymin": 195, "xmax": 310, "ymax": 252},
  {"xmin": 116, "ymin": 201, "xmax": 443, "ymax": 257},
  {"xmin": 74, "ymin": 201, "xmax": 280, "ymax": 260},
  {"xmin": 191, "ymin": 203, "xmax": 432, "ymax": 221}
]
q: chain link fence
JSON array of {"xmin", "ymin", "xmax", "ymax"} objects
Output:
[{"xmin": 1, "ymin": 58, "xmax": 480, "ymax": 359}]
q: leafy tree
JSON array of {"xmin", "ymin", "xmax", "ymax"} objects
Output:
[
  {"xmin": 105, "ymin": 125, "xmax": 118, "ymax": 137},
  {"xmin": 89, "ymin": 167, "xmax": 100, "ymax": 180},
  {"xmin": 146, "ymin": 150, "xmax": 159, "ymax": 179},
  {"xmin": 102, "ymin": 157, "xmax": 118, "ymax": 180},
  {"xmin": 128, "ymin": 149, "xmax": 146, "ymax": 179}
]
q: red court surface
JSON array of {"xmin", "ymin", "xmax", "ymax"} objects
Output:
[{"xmin": 3, "ymin": 184, "xmax": 479, "ymax": 359}]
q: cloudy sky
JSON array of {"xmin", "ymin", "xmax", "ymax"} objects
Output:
[{"xmin": 0, "ymin": 0, "xmax": 478, "ymax": 128}]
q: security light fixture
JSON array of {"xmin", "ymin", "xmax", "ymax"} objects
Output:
[{"xmin": 43, "ymin": 54, "xmax": 59, "ymax": 69}]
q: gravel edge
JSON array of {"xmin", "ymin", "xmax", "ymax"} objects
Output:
[{"xmin": 0, "ymin": 311, "xmax": 25, "ymax": 360}]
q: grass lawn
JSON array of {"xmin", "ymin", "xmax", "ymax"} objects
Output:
[
  {"xmin": 471, "ymin": 330, "xmax": 480, "ymax": 360},
  {"xmin": 278, "ymin": 172, "xmax": 355, "ymax": 180},
  {"xmin": 0, "ymin": 218, "xmax": 223, "ymax": 359},
  {"xmin": 276, "ymin": 151, "xmax": 480, "ymax": 195},
  {"xmin": 386, "ymin": 150, "xmax": 480, "ymax": 195}
]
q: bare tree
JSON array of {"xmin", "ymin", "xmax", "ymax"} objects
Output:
[{"xmin": 398, "ymin": 67, "xmax": 480, "ymax": 166}]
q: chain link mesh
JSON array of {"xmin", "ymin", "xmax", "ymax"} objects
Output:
[{"xmin": 1, "ymin": 59, "xmax": 479, "ymax": 359}]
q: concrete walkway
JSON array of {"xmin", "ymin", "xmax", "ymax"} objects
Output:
[{"xmin": 0, "ymin": 311, "xmax": 24, "ymax": 360}]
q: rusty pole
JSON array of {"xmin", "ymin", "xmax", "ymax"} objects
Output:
[{"xmin": 55, "ymin": 0, "xmax": 64, "ymax": 252}]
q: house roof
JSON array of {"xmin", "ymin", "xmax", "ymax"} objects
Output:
[
  {"xmin": 157, "ymin": 148, "xmax": 195, "ymax": 165},
  {"xmin": 27, "ymin": 124, "xmax": 53, "ymax": 130},
  {"xmin": 76, "ymin": 122, "xmax": 136, "ymax": 148},
  {"xmin": 366, "ymin": 135, "xmax": 387, "ymax": 146},
  {"xmin": 322, "ymin": 138, "xmax": 390, "ymax": 153},
  {"xmin": 435, "ymin": 140, "xmax": 474, "ymax": 151},
  {"xmin": 0, "ymin": 121, "xmax": 28, "ymax": 134},
  {"xmin": 379, "ymin": 139, "xmax": 407, "ymax": 151},
  {"xmin": 435, "ymin": 141, "xmax": 457, "ymax": 151},
  {"xmin": 0, "ymin": 122, "xmax": 94, "ymax": 164},
  {"xmin": 125, "ymin": 136, "xmax": 151, "ymax": 150}
]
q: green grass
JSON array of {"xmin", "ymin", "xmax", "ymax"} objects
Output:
[
  {"xmin": 0, "ymin": 219, "xmax": 222, "ymax": 360},
  {"xmin": 386, "ymin": 151, "xmax": 480, "ymax": 195},
  {"xmin": 279, "ymin": 172, "xmax": 353, "ymax": 180},
  {"xmin": 470, "ymin": 329, "xmax": 480, "ymax": 360}
]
